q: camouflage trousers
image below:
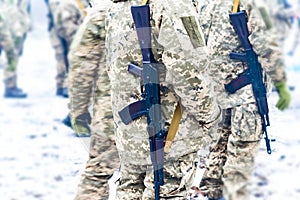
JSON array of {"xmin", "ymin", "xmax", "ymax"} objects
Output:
[
  {"xmin": 4, "ymin": 70, "xmax": 17, "ymax": 88},
  {"xmin": 49, "ymin": 29, "xmax": 68, "ymax": 89},
  {"xmin": 74, "ymin": 133, "xmax": 120, "ymax": 200},
  {"xmin": 116, "ymin": 152, "xmax": 198, "ymax": 200},
  {"xmin": 3, "ymin": 35, "xmax": 26, "ymax": 88},
  {"xmin": 200, "ymin": 103, "xmax": 263, "ymax": 200}
]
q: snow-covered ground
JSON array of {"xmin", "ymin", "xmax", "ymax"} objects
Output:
[{"xmin": 0, "ymin": 1, "xmax": 299, "ymax": 200}]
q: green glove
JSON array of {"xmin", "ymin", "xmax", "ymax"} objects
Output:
[
  {"xmin": 275, "ymin": 81, "xmax": 291, "ymax": 111},
  {"xmin": 71, "ymin": 112, "xmax": 91, "ymax": 137}
]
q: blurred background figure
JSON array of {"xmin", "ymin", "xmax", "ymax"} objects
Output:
[
  {"xmin": 287, "ymin": 0, "xmax": 300, "ymax": 57},
  {"xmin": 44, "ymin": 0, "xmax": 87, "ymax": 98},
  {"xmin": 0, "ymin": 0, "xmax": 31, "ymax": 98},
  {"xmin": 256, "ymin": 0, "xmax": 297, "ymax": 90}
]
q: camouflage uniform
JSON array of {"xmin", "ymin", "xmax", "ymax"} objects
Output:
[
  {"xmin": 68, "ymin": 1, "xmax": 119, "ymax": 199},
  {"xmin": 0, "ymin": 0, "xmax": 30, "ymax": 91},
  {"xmin": 0, "ymin": 3, "xmax": 18, "ymax": 88},
  {"xmin": 106, "ymin": 0, "xmax": 221, "ymax": 199},
  {"xmin": 258, "ymin": 0, "xmax": 295, "ymax": 46},
  {"xmin": 196, "ymin": 1, "xmax": 287, "ymax": 199},
  {"xmin": 45, "ymin": 0, "xmax": 85, "ymax": 94}
]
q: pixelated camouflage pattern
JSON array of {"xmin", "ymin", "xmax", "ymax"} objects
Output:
[
  {"xmin": 200, "ymin": 104, "xmax": 263, "ymax": 200},
  {"xmin": 106, "ymin": 0, "xmax": 220, "ymax": 165},
  {"xmin": 195, "ymin": 1, "xmax": 287, "ymax": 199},
  {"xmin": 199, "ymin": 108, "xmax": 232, "ymax": 199},
  {"xmin": 222, "ymin": 105, "xmax": 262, "ymax": 200},
  {"xmin": 198, "ymin": 0, "xmax": 286, "ymax": 109},
  {"xmin": 69, "ymin": 2, "xmax": 120, "ymax": 199},
  {"xmin": 106, "ymin": 0, "xmax": 221, "ymax": 199},
  {"xmin": 142, "ymin": 153, "xmax": 198, "ymax": 199},
  {"xmin": 116, "ymin": 153, "xmax": 198, "ymax": 200}
]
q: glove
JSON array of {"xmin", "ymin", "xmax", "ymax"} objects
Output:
[
  {"xmin": 71, "ymin": 112, "xmax": 92, "ymax": 137},
  {"xmin": 275, "ymin": 81, "xmax": 291, "ymax": 111}
]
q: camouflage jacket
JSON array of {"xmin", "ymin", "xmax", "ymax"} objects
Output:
[
  {"xmin": 197, "ymin": 0, "xmax": 287, "ymax": 109},
  {"xmin": 106, "ymin": 0, "xmax": 221, "ymax": 165}
]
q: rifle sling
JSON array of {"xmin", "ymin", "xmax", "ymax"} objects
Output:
[
  {"xmin": 232, "ymin": 0, "xmax": 240, "ymax": 13},
  {"xmin": 142, "ymin": 0, "xmax": 149, "ymax": 5},
  {"xmin": 138, "ymin": 0, "xmax": 181, "ymax": 153},
  {"xmin": 76, "ymin": 0, "xmax": 87, "ymax": 16},
  {"xmin": 164, "ymin": 103, "xmax": 182, "ymax": 153}
]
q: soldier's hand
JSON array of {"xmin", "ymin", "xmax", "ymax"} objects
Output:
[
  {"xmin": 275, "ymin": 81, "xmax": 291, "ymax": 111},
  {"xmin": 71, "ymin": 112, "xmax": 92, "ymax": 137}
]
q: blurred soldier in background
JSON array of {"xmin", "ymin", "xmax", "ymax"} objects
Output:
[
  {"xmin": 44, "ymin": 0, "xmax": 87, "ymax": 98},
  {"xmin": 260, "ymin": 0, "xmax": 296, "ymax": 45},
  {"xmin": 0, "ymin": 3, "xmax": 19, "ymax": 97},
  {"xmin": 0, "ymin": 0, "xmax": 31, "ymax": 98},
  {"xmin": 288, "ymin": 0, "xmax": 300, "ymax": 56},
  {"xmin": 106, "ymin": 0, "xmax": 222, "ymax": 199},
  {"xmin": 193, "ymin": 0, "xmax": 291, "ymax": 200},
  {"xmin": 67, "ymin": 1, "xmax": 120, "ymax": 199}
]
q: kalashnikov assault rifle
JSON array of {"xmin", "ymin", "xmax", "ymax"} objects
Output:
[
  {"xmin": 225, "ymin": 11, "xmax": 274, "ymax": 154},
  {"xmin": 118, "ymin": 5, "xmax": 165, "ymax": 199}
]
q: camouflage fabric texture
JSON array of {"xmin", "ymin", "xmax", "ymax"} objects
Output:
[
  {"xmin": 198, "ymin": 0, "xmax": 286, "ymax": 110},
  {"xmin": 105, "ymin": 0, "xmax": 221, "ymax": 199},
  {"xmin": 68, "ymin": 2, "xmax": 119, "ymax": 199},
  {"xmin": 196, "ymin": 0, "xmax": 287, "ymax": 199},
  {"xmin": 0, "ymin": 0, "xmax": 31, "ymax": 88},
  {"xmin": 258, "ymin": 0, "xmax": 295, "ymax": 42},
  {"xmin": 46, "ymin": 0, "xmax": 85, "ymax": 89},
  {"xmin": 0, "ymin": 4, "xmax": 18, "ymax": 79}
]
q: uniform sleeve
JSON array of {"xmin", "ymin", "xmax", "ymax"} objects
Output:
[
  {"xmin": 68, "ymin": 10, "xmax": 106, "ymax": 118},
  {"xmin": 153, "ymin": 1, "xmax": 220, "ymax": 123}
]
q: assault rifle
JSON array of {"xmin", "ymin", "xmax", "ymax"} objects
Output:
[
  {"xmin": 118, "ymin": 5, "xmax": 166, "ymax": 199},
  {"xmin": 225, "ymin": 11, "xmax": 274, "ymax": 154}
]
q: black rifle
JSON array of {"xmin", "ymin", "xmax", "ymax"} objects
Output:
[
  {"xmin": 225, "ymin": 11, "xmax": 274, "ymax": 154},
  {"xmin": 118, "ymin": 5, "xmax": 165, "ymax": 199}
]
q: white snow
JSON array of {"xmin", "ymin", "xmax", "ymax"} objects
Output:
[{"xmin": 0, "ymin": 1, "xmax": 299, "ymax": 200}]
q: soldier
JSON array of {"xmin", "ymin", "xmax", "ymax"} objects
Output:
[
  {"xmin": 0, "ymin": 0, "xmax": 31, "ymax": 98},
  {"xmin": 44, "ymin": 0, "xmax": 86, "ymax": 97},
  {"xmin": 194, "ymin": 0, "xmax": 291, "ymax": 200},
  {"xmin": 67, "ymin": 1, "xmax": 120, "ymax": 199},
  {"xmin": 105, "ymin": 0, "xmax": 222, "ymax": 199}
]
